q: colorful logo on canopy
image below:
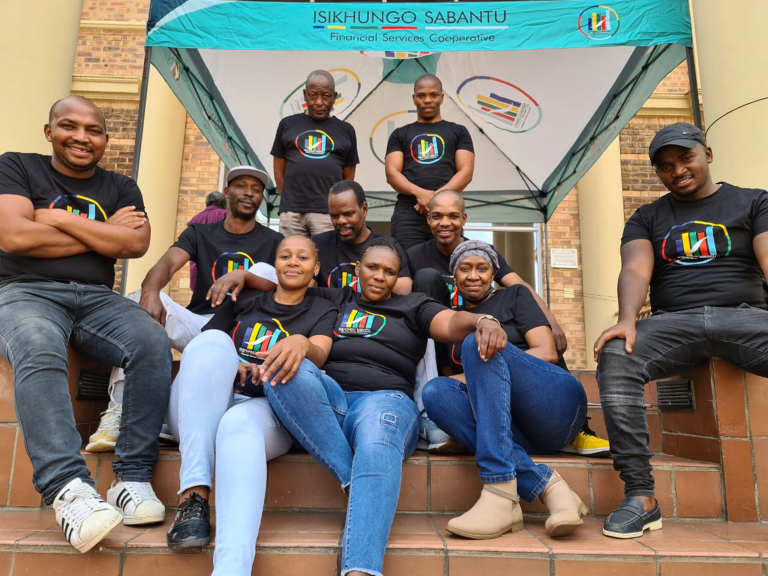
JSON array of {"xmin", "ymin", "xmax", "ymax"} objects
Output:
[
  {"xmin": 369, "ymin": 109, "xmax": 417, "ymax": 164},
  {"xmin": 361, "ymin": 51, "xmax": 434, "ymax": 60},
  {"xmin": 211, "ymin": 252, "xmax": 255, "ymax": 281},
  {"xmin": 167, "ymin": 53, "xmax": 184, "ymax": 87},
  {"xmin": 279, "ymin": 68, "xmax": 362, "ymax": 118},
  {"xmin": 661, "ymin": 221, "xmax": 731, "ymax": 266},
  {"xmin": 578, "ymin": 5, "xmax": 620, "ymax": 40},
  {"xmin": 49, "ymin": 194, "xmax": 107, "ymax": 222},
  {"xmin": 327, "ymin": 263, "xmax": 361, "ymax": 292},
  {"xmin": 456, "ymin": 76, "xmax": 542, "ymax": 133},
  {"xmin": 335, "ymin": 306, "xmax": 386, "ymax": 338},
  {"xmin": 233, "ymin": 317, "xmax": 289, "ymax": 362},
  {"xmin": 296, "ymin": 130, "xmax": 334, "ymax": 159},
  {"xmin": 410, "ymin": 133, "xmax": 445, "ymax": 164},
  {"xmin": 442, "ymin": 275, "xmax": 463, "ymax": 308}
]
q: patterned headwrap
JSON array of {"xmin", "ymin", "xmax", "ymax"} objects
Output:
[{"xmin": 449, "ymin": 240, "xmax": 500, "ymax": 277}]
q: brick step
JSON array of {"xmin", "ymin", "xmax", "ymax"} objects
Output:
[
  {"xmin": 0, "ymin": 445, "xmax": 724, "ymax": 521},
  {"xmin": 0, "ymin": 509, "xmax": 766, "ymax": 576}
]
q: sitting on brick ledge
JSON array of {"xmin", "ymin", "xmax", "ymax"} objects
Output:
[{"xmin": 594, "ymin": 122, "xmax": 768, "ymax": 538}]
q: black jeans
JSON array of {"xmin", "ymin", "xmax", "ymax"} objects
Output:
[
  {"xmin": 597, "ymin": 305, "xmax": 768, "ymax": 498},
  {"xmin": 391, "ymin": 199, "xmax": 432, "ymax": 251}
]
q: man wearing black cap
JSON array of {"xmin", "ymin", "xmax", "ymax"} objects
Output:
[
  {"xmin": 594, "ymin": 123, "xmax": 768, "ymax": 539},
  {"xmin": 88, "ymin": 166, "xmax": 283, "ymax": 453}
]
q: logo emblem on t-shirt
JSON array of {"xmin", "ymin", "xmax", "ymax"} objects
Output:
[
  {"xmin": 456, "ymin": 76, "xmax": 542, "ymax": 133},
  {"xmin": 335, "ymin": 306, "xmax": 386, "ymax": 338},
  {"xmin": 661, "ymin": 221, "xmax": 731, "ymax": 266},
  {"xmin": 296, "ymin": 130, "xmax": 335, "ymax": 160},
  {"xmin": 410, "ymin": 134, "xmax": 445, "ymax": 164},
  {"xmin": 211, "ymin": 252, "xmax": 255, "ymax": 281},
  {"xmin": 327, "ymin": 263, "xmax": 361, "ymax": 292},
  {"xmin": 442, "ymin": 275, "xmax": 464, "ymax": 307},
  {"xmin": 48, "ymin": 194, "xmax": 107, "ymax": 222},
  {"xmin": 233, "ymin": 316, "xmax": 289, "ymax": 363}
]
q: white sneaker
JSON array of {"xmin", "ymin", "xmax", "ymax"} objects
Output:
[
  {"xmin": 86, "ymin": 401, "xmax": 121, "ymax": 452},
  {"xmin": 52, "ymin": 478, "xmax": 122, "ymax": 553},
  {"xmin": 107, "ymin": 481, "xmax": 165, "ymax": 525}
]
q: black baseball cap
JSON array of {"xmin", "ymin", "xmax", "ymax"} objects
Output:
[{"xmin": 649, "ymin": 122, "xmax": 707, "ymax": 164}]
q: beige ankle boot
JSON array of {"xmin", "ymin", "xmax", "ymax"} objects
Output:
[
  {"xmin": 446, "ymin": 480, "xmax": 523, "ymax": 540},
  {"xmin": 538, "ymin": 471, "xmax": 589, "ymax": 537}
]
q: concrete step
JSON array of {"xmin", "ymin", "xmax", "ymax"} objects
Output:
[{"xmin": 0, "ymin": 508, "xmax": 766, "ymax": 576}]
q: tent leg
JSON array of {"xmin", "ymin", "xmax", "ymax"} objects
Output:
[
  {"xmin": 685, "ymin": 46, "xmax": 703, "ymax": 129},
  {"xmin": 120, "ymin": 46, "xmax": 153, "ymax": 296},
  {"xmin": 544, "ymin": 222, "xmax": 550, "ymax": 309}
]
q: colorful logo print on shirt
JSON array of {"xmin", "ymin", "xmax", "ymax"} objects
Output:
[
  {"xmin": 577, "ymin": 5, "xmax": 620, "ymax": 40},
  {"xmin": 369, "ymin": 109, "xmax": 418, "ymax": 165},
  {"xmin": 443, "ymin": 274, "xmax": 464, "ymax": 308},
  {"xmin": 233, "ymin": 317, "xmax": 289, "ymax": 362},
  {"xmin": 211, "ymin": 252, "xmax": 255, "ymax": 281},
  {"xmin": 296, "ymin": 130, "xmax": 335, "ymax": 159},
  {"xmin": 661, "ymin": 221, "xmax": 731, "ymax": 266},
  {"xmin": 48, "ymin": 194, "xmax": 107, "ymax": 222},
  {"xmin": 279, "ymin": 68, "xmax": 362, "ymax": 118},
  {"xmin": 410, "ymin": 133, "xmax": 445, "ymax": 164},
  {"xmin": 361, "ymin": 51, "xmax": 433, "ymax": 60},
  {"xmin": 335, "ymin": 306, "xmax": 386, "ymax": 338},
  {"xmin": 456, "ymin": 76, "xmax": 542, "ymax": 134},
  {"xmin": 327, "ymin": 263, "xmax": 361, "ymax": 292}
]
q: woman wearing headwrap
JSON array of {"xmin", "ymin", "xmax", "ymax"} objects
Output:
[{"xmin": 422, "ymin": 240, "xmax": 588, "ymax": 540}]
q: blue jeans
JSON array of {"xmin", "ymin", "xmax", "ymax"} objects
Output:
[
  {"xmin": 597, "ymin": 305, "xmax": 768, "ymax": 498},
  {"xmin": 422, "ymin": 334, "xmax": 586, "ymax": 501},
  {"xmin": 264, "ymin": 360, "xmax": 419, "ymax": 576},
  {"xmin": 0, "ymin": 281, "xmax": 171, "ymax": 504}
]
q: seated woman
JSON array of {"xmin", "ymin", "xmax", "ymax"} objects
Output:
[
  {"xmin": 422, "ymin": 240, "xmax": 588, "ymax": 540},
  {"xmin": 258, "ymin": 236, "xmax": 508, "ymax": 576},
  {"xmin": 165, "ymin": 235, "xmax": 338, "ymax": 576}
]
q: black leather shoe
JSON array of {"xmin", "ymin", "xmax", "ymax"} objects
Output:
[
  {"xmin": 167, "ymin": 492, "xmax": 211, "ymax": 550},
  {"xmin": 603, "ymin": 497, "xmax": 662, "ymax": 539}
]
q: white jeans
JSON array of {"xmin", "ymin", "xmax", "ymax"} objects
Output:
[{"xmin": 166, "ymin": 330, "xmax": 292, "ymax": 576}]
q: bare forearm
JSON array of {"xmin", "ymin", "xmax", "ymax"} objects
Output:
[
  {"xmin": 305, "ymin": 343, "xmax": 328, "ymax": 368},
  {"xmin": 53, "ymin": 215, "xmax": 148, "ymax": 259},
  {"xmin": 437, "ymin": 168, "xmax": 472, "ymax": 194},
  {"xmin": 141, "ymin": 260, "xmax": 176, "ymax": 293},
  {"xmin": 431, "ymin": 310, "xmax": 480, "ymax": 343},
  {"xmin": 617, "ymin": 268, "xmax": 650, "ymax": 323},
  {"xmin": 9, "ymin": 223, "xmax": 89, "ymax": 258},
  {"xmin": 386, "ymin": 170, "xmax": 431, "ymax": 198}
]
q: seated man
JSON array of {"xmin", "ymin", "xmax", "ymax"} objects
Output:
[
  {"xmin": 0, "ymin": 96, "xmax": 170, "ymax": 552},
  {"xmin": 595, "ymin": 123, "xmax": 768, "ymax": 538},
  {"xmin": 87, "ymin": 166, "xmax": 282, "ymax": 452},
  {"xmin": 188, "ymin": 190, "xmax": 229, "ymax": 292},
  {"xmin": 313, "ymin": 180, "xmax": 412, "ymax": 295}
]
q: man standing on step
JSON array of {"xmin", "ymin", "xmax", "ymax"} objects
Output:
[
  {"xmin": 594, "ymin": 123, "xmax": 768, "ymax": 539},
  {"xmin": 313, "ymin": 179, "xmax": 412, "ymax": 295},
  {"xmin": 87, "ymin": 166, "xmax": 282, "ymax": 453},
  {"xmin": 386, "ymin": 74, "xmax": 475, "ymax": 250},
  {"xmin": 272, "ymin": 70, "xmax": 359, "ymax": 237},
  {"xmin": 0, "ymin": 96, "xmax": 170, "ymax": 553}
]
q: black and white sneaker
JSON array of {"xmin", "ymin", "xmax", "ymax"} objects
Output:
[
  {"xmin": 107, "ymin": 481, "xmax": 165, "ymax": 525},
  {"xmin": 52, "ymin": 478, "xmax": 122, "ymax": 553},
  {"xmin": 167, "ymin": 492, "xmax": 211, "ymax": 550}
]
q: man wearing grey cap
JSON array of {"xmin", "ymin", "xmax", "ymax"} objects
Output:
[
  {"xmin": 594, "ymin": 123, "xmax": 768, "ymax": 538},
  {"xmin": 88, "ymin": 166, "xmax": 283, "ymax": 453}
]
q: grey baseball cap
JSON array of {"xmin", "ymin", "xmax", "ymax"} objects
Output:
[
  {"xmin": 649, "ymin": 122, "xmax": 707, "ymax": 164},
  {"xmin": 226, "ymin": 166, "xmax": 269, "ymax": 188}
]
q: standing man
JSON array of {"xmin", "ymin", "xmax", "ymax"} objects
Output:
[
  {"xmin": 386, "ymin": 74, "xmax": 475, "ymax": 250},
  {"xmin": 188, "ymin": 190, "xmax": 228, "ymax": 292},
  {"xmin": 87, "ymin": 166, "xmax": 281, "ymax": 453},
  {"xmin": 594, "ymin": 123, "xmax": 768, "ymax": 538},
  {"xmin": 272, "ymin": 70, "xmax": 359, "ymax": 237},
  {"xmin": 313, "ymin": 180, "xmax": 412, "ymax": 295},
  {"xmin": 0, "ymin": 96, "xmax": 170, "ymax": 552}
]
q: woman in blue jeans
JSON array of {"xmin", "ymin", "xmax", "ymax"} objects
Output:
[
  {"xmin": 263, "ymin": 236, "xmax": 508, "ymax": 576},
  {"xmin": 422, "ymin": 240, "xmax": 588, "ymax": 539}
]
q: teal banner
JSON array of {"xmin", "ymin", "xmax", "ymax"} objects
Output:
[{"xmin": 147, "ymin": 0, "xmax": 692, "ymax": 52}]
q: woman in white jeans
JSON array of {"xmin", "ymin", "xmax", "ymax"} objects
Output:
[{"xmin": 165, "ymin": 235, "xmax": 337, "ymax": 575}]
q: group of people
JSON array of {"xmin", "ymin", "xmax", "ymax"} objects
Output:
[{"xmin": 2, "ymin": 67, "xmax": 767, "ymax": 576}]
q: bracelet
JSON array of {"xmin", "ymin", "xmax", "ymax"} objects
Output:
[{"xmin": 476, "ymin": 315, "xmax": 500, "ymax": 329}]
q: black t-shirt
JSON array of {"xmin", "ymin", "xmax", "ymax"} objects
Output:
[
  {"xmin": 622, "ymin": 183, "xmax": 768, "ymax": 312},
  {"xmin": 173, "ymin": 220, "xmax": 283, "ymax": 314},
  {"xmin": 313, "ymin": 229, "xmax": 412, "ymax": 291},
  {"xmin": 440, "ymin": 285, "xmax": 550, "ymax": 372},
  {"xmin": 310, "ymin": 287, "xmax": 446, "ymax": 397},
  {"xmin": 407, "ymin": 238, "xmax": 514, "ymax": 307},
  {"xmin": 203, "ymin": 289, "xmax": 338, "ymax": 397},
  {"xmin": 271, "ymin": 114, "xmax": 359, "ymax": 214},
  {"xmin": 0, "ymin": 152, "xmax": 145, "ymax": 287},
  {"xmin": 385, "ymin": 120, "xmax": 474, "ymax": 205}
]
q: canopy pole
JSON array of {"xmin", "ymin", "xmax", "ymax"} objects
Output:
[
  {"xmin": 685, "ymin": 47, "xmax": 703, "ymax": 129},
  {"xmin": 120, "ymin": 46, "xmax": 153, "ymax": 296},
  {"xmin": 544, "ymin": 222, "xmax": 550, "ymax": 308}
]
